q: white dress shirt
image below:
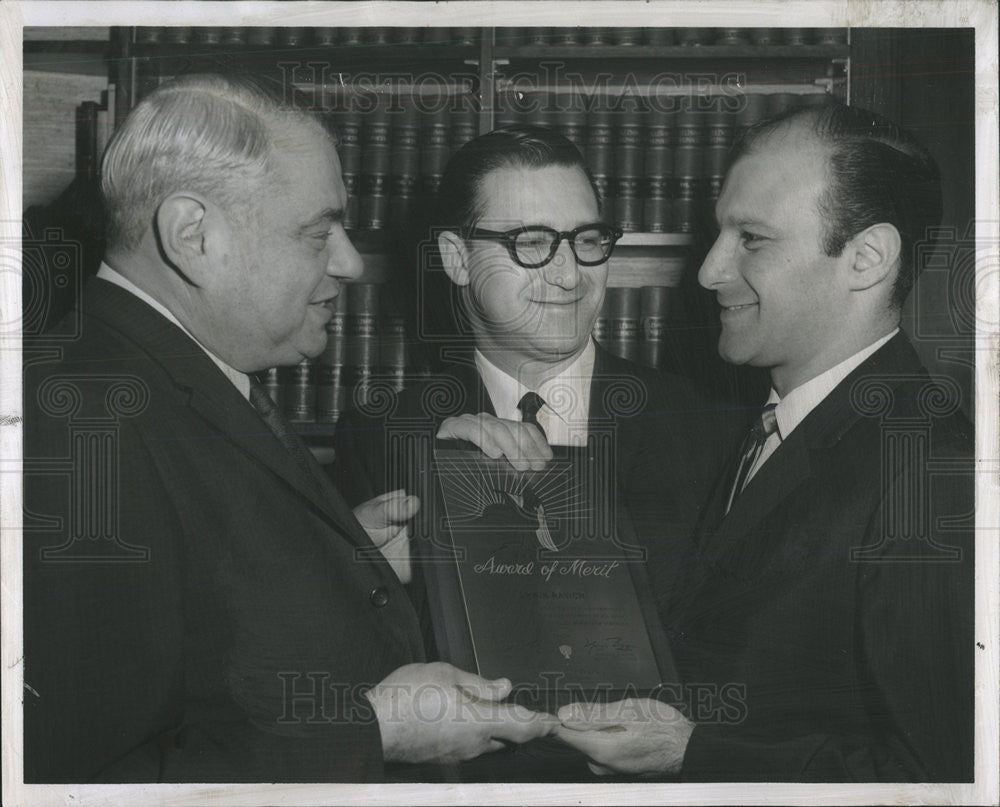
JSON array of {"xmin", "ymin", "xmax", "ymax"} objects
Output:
[
  {"xmin": 745, "ymin": 329, "xmax": 900, "ymax": 485},
  {"xmin": 474, "ymin": 340, "xmax": 596, "ymax": 447},
  {"xmin": 97, "ymin": 263, "xmax": 251, "ymax": 400}
]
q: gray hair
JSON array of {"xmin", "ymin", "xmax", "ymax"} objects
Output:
[{"xmin": 101, "ymin": 73, "xmax": 328, "ymax": 250}]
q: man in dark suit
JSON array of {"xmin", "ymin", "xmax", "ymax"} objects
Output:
[
  {"xmin": 554, "ymin": 104, "xmax": 974, "ymax": 781},
  {"xmin": 333, "ymin": 125, "xmax": 734, "ymax": 617},
  {"xmin": 22, "ymin": 74, "xmax": 553, "ymax": 783}
]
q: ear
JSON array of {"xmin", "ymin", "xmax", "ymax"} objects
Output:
[
  {"xmin": 154, "ymin": 193, "xmax": 213, "ymax": 283},
  {"xmin": 438, "ymin": 230, "xmax": 470, "ymax": 287},
  {"xmin": 847, "ymin": 222, "xmax": 901, "ymax": 292}
]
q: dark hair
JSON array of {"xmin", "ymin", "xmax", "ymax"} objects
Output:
[
  {"xmin": 731, "ymin": 103, "xmax": 942, "ymax": 309},
  {"xmin": 435, "ymin": 124, "xmax": 599, "ymax": 230}
]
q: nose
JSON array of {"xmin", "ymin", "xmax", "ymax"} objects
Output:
[
  {"xmin": 698, "ymin": 233, "xmax": 732, "ymax": 291},
  {"xmin": 328, "ymin": 228, "xmax": 364, "ymax": 282},
  {"xmin": 542, "ymin": 238, "xmax": 581, "ymax": 291}
]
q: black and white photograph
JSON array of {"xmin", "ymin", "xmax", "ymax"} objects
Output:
[{"xmin": 2, "ymin": 2, "xmax": 997, "ymax": 805}]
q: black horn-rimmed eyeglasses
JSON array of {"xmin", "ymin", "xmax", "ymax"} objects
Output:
[{"xmin": 461, "ymin": 223, "xmax": 624, "ymax": 269}]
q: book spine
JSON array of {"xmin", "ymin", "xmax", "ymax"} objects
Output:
[
  {"xmin": 672, "ymin": 101, "xmax": 703, "ymax": 233},
  {"xmin": 678, "ymin": 28, "xmax": 711, "ymax": 46},
  {"xmin": 380, "ymin": 304, "xmax": 407, "ymax": 394},
  {"xmin": 340, "ymin": 28, "xmax": 363, "ymax": 46},
  {"xmin": 450, "ymin": 104, "xmax": 478, "ymax": 154},
  {"xmin": 640, "ymin": 286, "xmax": 670, "ymax": 369},
  {"xmin": 336, "ymin": 108, "xmax": 362, "ymax": 230},
  {"xmin": 420, "ymin": 104, "xmax": 450, "ymax": 197},
  {"xmin": 554, "ymin": 93, "xmax": 586, "ymax": 150},
  {"xmin": 592, "ymin": 296, "xmax": 609, "ymax": 350},
  {"xmin": 316, "ymin": 293, "xmax": 348, "ymax": 423},
  {"xmin": 245, "ymin": 28, "xmax": 274, "ymax": 45},
  {"xmin": 643, "ymin": 109, "xmax": 673, "ymax": 233},
  {"xmin": 389, "ymin": 100, "xmax": 420, "ymax": 226},
  {"xmin": 195, "ymin": 27, "xmax": 222, "ymax": 45},
  {"xmin": 716, "ymin": 28, "xmax": 750, "ymax": 45},
  {"xmin": 360, "ymin": 97, "xmax": 390, "ymax": 230},
  {"xmin": 284, "ymin": 358, "xmax": 315, "ymax": 423},
  {"xmin": 527, "ymin": 28, "xmax": 551, "ymax": 46},
  {"xmin": 604, "ymin": 287, "xmax": 640, "ymax": 363},
  {"xmin": 613, "ymin": 28, "xmax": 643, "ymax": 46},
  {"xmin": 614, "ymin": 101, "xmax": 644, "ymax": 233},
  {"xmin": 644, "ymin": 28, "xmax": 675, "ymax": 46},
  {"xmin": 367, "ymin": 27, "xmax": 392, "ymax": 46},
  {"xmin": 751, "ymin": 28, "xmax": 779, "ymax": 45},
  {"xmin": 583, "ymin": 27, "xmax": 612, "ymax": 46},
  {"xmin": 783, "ymin": 28, "xmax": 810, "ymax": 46},
  {"xmin": 313, "ymin": 28, "xmax": 338, "ymax": 46},
  {"xmin": 76, "ymin": 101, "xmax": 101, "ymax": 180},
  {"xmin": 587, "ymin": 108, "xmax": 615, "ymax": 224},
  {"xmin": 347, "ymin": 283, "xmax": 380, "ymax": 408},
  {"xmin": 393, "ymin": 28, "xmax": 420, "ymax": 45},
  {"xmin": 704, "ymin": 97, "xmax": 733, "ymax": 204},
  {"xmin": 553, "ymin": 28, "xmax": 582, "ymax": 46}
]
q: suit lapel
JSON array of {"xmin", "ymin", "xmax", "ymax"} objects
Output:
[
  {"xmin": 699, "ymin": 333, "xmax": 925, "ymax": 560},
  {"xmin": 79, "ymin": 279, "xmax": 373, "ymax": 548}
]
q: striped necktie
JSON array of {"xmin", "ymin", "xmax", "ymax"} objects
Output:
[
  {"xmin": 249, "ymin": 376, "xmax": 322, "ymax": 491},
  {"xmin": 725, "ymin": 403, "xmax": 779, "ymax": 514}
]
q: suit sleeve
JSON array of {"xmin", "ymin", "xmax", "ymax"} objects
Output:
[
  {"xmin": 679, "ymin": 438, "xmax": 975, "ymax": 782},
  {"xmin": 24, "ymin": 411, "xmax": 385, "ymax": 783}
]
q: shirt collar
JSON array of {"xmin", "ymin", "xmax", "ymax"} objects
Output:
[
  {"xmin": 96, "ymin": 262, "xmax": 251, "ymax": 400},
  {"xmin": 769, "ymin": 329, "xmax": 899, "ymax": 440},
  {"xmin": 474, "ymin": 340, "xmax": 596, "ymax": 425}
]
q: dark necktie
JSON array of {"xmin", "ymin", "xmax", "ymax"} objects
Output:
[
  {"xmin": 249, "ymin": 376, "xmax": 322, "ymax": 491},
  {"xmin": 517, "ymin": 391, "xmax": 548, "ymax": 443},
  {"xmin": 725, "ymin": 403, "xmax": 779, "ymax": 513}
]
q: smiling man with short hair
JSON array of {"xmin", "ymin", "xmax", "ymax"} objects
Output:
[{"xmin": 555, "ymin": 103, "xmax": 974, "ymax": 783}]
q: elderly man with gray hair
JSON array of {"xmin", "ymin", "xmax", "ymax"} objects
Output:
[{"xmin": 23, "ymin": 74, "xmax": 554, "ymax": 783}]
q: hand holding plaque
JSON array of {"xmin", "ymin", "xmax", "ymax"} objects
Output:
[{"xmin": 423, "ymin": 443, "xmax": 676, "ymax": 713}]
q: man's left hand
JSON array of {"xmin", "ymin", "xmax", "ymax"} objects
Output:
[
  {"xmin": 353, "ymin": 489, "xmax": 419, "ymax": 583},
  {"xmin": 554, "ymin": 698, "xmax": 695, "ymax": 777}
]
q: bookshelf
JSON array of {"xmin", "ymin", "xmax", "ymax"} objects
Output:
[{"xmin": 28, "ymin": 25, "xmax": 850, "ymax": 436}]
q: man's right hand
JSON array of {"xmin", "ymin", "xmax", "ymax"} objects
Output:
[
  {"xmin": 365, "ymin": 662, "xmax": 557, "ymax": 764},
  {"xmin": 437, "ymin": 413, "xmax": 553, "ymax": 472}
]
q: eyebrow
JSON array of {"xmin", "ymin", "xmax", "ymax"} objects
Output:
[
  {"xmin": 715, "ymin": 211, "xmax": 775, "ymax": 231},
  {"xmin": 298, "ymin": 208, "xmax": 344, "ymax": 231}
]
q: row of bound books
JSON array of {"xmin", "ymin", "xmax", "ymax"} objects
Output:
[
  {"xmin": 328, "ymin": 99, "xmax": 478, "ymax": 231},
  {"xmin": 131, "ymin": 27, "xmax": 847, "ymax": 49},
  {"xmin": 261, "ymin": 282, "xmax": 684, "ymax": 427},
  {"xmin": 595, "ymin": 286, "xmax": 684, "ymax": 370},
  {"xmin": 133, "ymin": 27, "xmax": 479, "ymax": 47},
  {"xmin": 495, "ymin": 27, "xmax": 846, "ymax": 47},
  {"xmin": 260, "ymin": 284, "xmax": 425, "ymax": 425},
  {"xmin": 497, "ymin": 91, "xmax": 831, "ymax": 232}
]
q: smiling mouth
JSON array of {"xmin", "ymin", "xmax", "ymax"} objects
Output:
[{"xmin": 721, "ymin": 302, "xmax": 758, "ymax": 312}]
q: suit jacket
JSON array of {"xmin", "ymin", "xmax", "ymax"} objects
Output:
[
  {"xmin": 332, "ymin": 344, "xmax": 741, "ymax": 617},
  {"xmin": 669, "ymin": 333, "xmax": 975, "ymax": 782},
  {"xmin": 23, "ymin": 278, "xmax": 425, "ymax": 783}
]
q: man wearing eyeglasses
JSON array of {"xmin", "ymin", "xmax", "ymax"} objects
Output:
[{"xmin": 333, "ymin": 124, "xmax": 734, "ymax": 670}]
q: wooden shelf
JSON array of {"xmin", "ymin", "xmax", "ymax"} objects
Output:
[{"xmin": 617, "ymin": 232, "xmax": 694, "ymax": 247}]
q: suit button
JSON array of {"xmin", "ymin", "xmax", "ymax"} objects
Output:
[{"xmin": 370, "ymin": 587, "xmax": 390, "ymax": 608}]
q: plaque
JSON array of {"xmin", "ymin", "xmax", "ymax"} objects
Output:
[{"xmin": 423, "ymin": 446, "xmax": 676, "ymax": 711}]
